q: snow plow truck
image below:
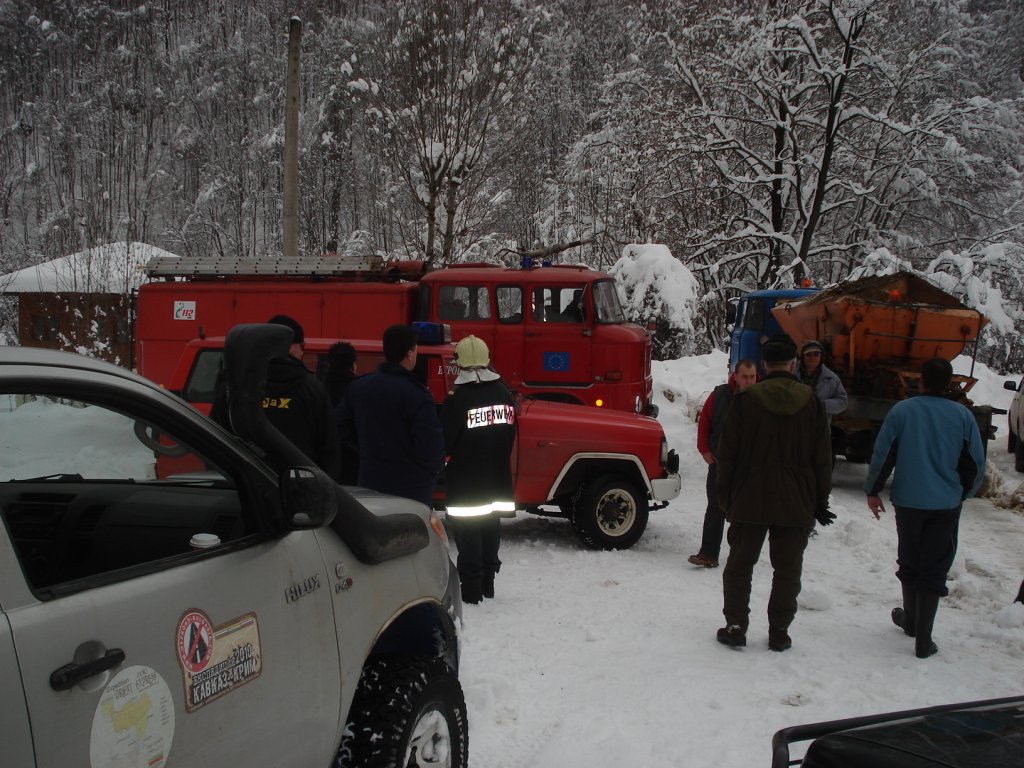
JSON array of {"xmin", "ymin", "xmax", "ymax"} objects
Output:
[{"xmin": 729, "ymin": 272, "xmax": 1000, "ymax": 462}]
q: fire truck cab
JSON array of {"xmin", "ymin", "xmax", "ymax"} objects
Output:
[{"xmin": 417, "ymin": 263, "xmax": 654, "ymax": 415}]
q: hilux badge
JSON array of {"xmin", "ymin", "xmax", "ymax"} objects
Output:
[{"xmin": 285, "ymin": 574, "xmax": 321, "ymax": 603}]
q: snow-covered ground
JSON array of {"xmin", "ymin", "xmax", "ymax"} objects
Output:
[{"xmin": 459, "ymin": 351, "xmax": 1024, "ymax": 767}]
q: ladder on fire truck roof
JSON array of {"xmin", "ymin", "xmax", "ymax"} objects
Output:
[{"xmin": 144, "ymin": 253, "xmax": 385, "ymax": 278}]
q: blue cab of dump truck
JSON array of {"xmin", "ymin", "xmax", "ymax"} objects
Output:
[{"xmin": 728, "ymin": 288, "xmax": 819, "ymax": 369}]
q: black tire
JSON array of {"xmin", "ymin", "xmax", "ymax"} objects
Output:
[
  {"xmin": 571, "ymin": 476, "xmax": 649, "ymax": 550},
  {"xmin": 337, "ymin": 656, "xmax": 467, "ymax": 768},
  {"xmin": 1016, "ymin": 434, "xmax": 1024, "ymax": 473},
  {"xmin": 1009, "ymin": 427, "xmax": 1017, "ymax": 454}
]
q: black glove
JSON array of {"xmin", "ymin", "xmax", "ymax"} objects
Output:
[{"xmin": 815, "ymin": 500, "xmax": 836, "ymax": 527}]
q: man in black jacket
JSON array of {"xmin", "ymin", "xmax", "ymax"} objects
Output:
[
  {"xmin": 326, "ymin": 341, "xmax": 359, "ymax": 484},
  {"xmin": 716, "ymin": 334, "xmax": 833, "ymax": 652},
  {"xmin": 336, "ymin": 324, "xmax": 444, "ymax": 506},
  {"xmin": 212, "ymin": 315, "xmax": 340, "ymax": 480},
  {"xmin": 442, "ymin": 335, "xmax": 517, "ymax": 604}
]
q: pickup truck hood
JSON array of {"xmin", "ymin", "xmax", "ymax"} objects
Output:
[{"xmin": 519, "ymin": 398, "xmax": 664, "ymax": 442}]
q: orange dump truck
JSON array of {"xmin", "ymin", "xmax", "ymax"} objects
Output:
[{"xmin": 769, "ymin": 272, "xmax": 998, "ymax": 461}]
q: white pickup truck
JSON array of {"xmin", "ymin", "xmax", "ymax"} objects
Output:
[{"xmin": 0, "ymin": 324, "xmax": 466, "ymax": 768}]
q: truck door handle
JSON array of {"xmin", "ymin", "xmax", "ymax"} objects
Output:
[{"xmin": 50, "ymin": 648, "xmax": 126, "ymax": 691}]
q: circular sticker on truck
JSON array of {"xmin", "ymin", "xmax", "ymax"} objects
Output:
[
  {"xmin": 90, "ymin": 665, "xmax": 175, "ymax": 768},
  {"xmin": 176, "ymin": 611, "xmax": 214, "ymax": 673}
]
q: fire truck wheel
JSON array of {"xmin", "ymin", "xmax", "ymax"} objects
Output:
[
  {"xmin": 337, "ymin": 656, "xmax": 468, "ymax": 768},
  {"xmin": 572, "ymin": 477, "xmax": 649, "ymax": 550}
]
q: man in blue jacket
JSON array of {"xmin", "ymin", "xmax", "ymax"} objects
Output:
[
  {"xmin": 865, "ymin": 358, "xmax": 985, "ymax": 659},
  {"xmin": 336, "ymin": 325, "xmax": 444, "ymax": 506}
]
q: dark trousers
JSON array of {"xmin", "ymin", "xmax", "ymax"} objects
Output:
[
  {"xmin": 453, "ymin": 514, "xmax": 501, "ymax": 584},
  {"xmin": 722, "ymin": 522, "xmax": 809, "ymax": 631},
  {"xmin": 894, "ymin": 505, "xmax": 961, "ymax": 597},
  {"xmin": 698, "ymin": 464, "xmax": 726, "ymax": 559}
]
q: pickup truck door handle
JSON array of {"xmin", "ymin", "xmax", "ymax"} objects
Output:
[{"xmin": 50, "ymin": 648, "xmax": 126, "ymax": 691}]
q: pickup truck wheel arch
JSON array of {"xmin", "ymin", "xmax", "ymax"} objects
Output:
[
  {"xmin": 369, "ymin": 602, "xmax": 460, "ymax": 674},
  {"xmin": 571, "ymin": 476, "xmax": 649, "ymax": 550},
  {"xmin": 337, "ymin": 655, "xmax": 467, "ymax": 768}
]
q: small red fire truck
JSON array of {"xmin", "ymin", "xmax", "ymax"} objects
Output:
[{"xmin": 166, "ymin": 333, "xmax": 680, "ymax": 550}]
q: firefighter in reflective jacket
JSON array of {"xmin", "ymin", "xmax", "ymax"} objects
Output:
[{"xmin": 442, "ymin": 335, "xmax": 517, "ymax": 604}]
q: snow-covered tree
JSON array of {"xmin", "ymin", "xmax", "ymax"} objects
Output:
[
  {"xmin": 349, "ymin": 0, "xmax": 543, "ymax": 264},
  {"xmin": 610, "ymin": 244, "xmax": 701, "ymax": 359}
]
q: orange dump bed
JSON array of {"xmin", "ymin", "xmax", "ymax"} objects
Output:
[{"xmin": 771, "ymin": 273, "xmax": 986, "ymax": 372}]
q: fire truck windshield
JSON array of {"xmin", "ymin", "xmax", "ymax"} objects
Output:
[{"xmin": 592, "ymin": 280, "xmax": 626, "ymax": 323}]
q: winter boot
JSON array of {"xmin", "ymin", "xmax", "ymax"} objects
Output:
[
  {"xmin": 716, "ymin": 625, "xmax": 747, "ymax": 647},
  {"xmin": 914, "ymin": 591, "xmax": 940, "ymax": 659},
  {"xmin": 482, "ymin": 572, "xmax": 495, "ymax": 599},
  {"xmin": 461, "ymin": 579, "xmax": 483, "ymax": 605},
  {"xmin": 768, "ymin": 628, "xmax": 792, "ymax": 652},
  {"xmin": 891, "ymin": 583, "xmax": 917, "ymax": 637}
]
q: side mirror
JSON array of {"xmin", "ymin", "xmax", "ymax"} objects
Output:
[
  {"xmin": 1004, "ymin": 380, "xmax": 1020, "ymax": 392},
  {"xmin": 725, "ymin": 304, "xmax": 737, "ymax": 326},
  {"xmin": 280, "ymin": 466, "xmax": 337, "ymax": 529}
]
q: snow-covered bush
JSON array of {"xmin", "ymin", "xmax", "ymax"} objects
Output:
[{"xmin": 608, "ymin": 244, "xmax": 699, "ymax": 360}]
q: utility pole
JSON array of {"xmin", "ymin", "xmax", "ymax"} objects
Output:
[{"xmin": 282, "ymin": 17, "xmax": 301, "ymax": 259}]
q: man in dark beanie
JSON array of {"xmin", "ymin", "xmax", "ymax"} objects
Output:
[
  {"xmin": 865, "ymin": 357, "xmax": 985, "ymax": 659},
  {"xmin": 716, "ymin": 334, "xmax": 833, "ymax": 652},
  {"xmin": 212, "ymin": 315, "xmax": 340, "ymax": 480}
]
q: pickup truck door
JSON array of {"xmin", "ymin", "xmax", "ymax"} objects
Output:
[
  {"xmin": 0, "ymin": 594, "xmax": 35, "ymax": 766},
  {"xmin": 0, "ymin": 386, "xmax": 341, "ymax": 768}
]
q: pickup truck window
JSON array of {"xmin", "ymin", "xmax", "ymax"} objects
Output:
[
  {"xmin": 184, "ymin": 349, "xmax": 223, "ymax": 403},
  {"xmin": 0, "ymin": 392, "xmax": 249, "ymax": 594},
  {"xmin": 592, "ymin": 280, "xmax": 625, "ymax": 323}
]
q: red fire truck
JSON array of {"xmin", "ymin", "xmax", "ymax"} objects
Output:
[
  {"xmin": 134, "ymin": 254, "xmax": 656, "ymax": 416},
  {"xmin": 166, "ymin": 333, "xmax": 680, "ymax": 550}
]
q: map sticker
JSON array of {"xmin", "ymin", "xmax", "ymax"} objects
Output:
[
  {"xmin": 90, "ymin": 665, "xmax": 175, "ymax": 768},
  {"xmin": 175, "ymin": 610, "xmax": 262, "ymax": 713}
]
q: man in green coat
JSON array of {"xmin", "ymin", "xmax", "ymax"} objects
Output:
[{"xmin": 716, "ymin": 334, "xmax": 833, "ymax": 652}]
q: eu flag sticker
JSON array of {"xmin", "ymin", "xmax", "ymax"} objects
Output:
[{"xmin": 543, "ymin": 352, "xmax": 570, "ymax": 371}]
